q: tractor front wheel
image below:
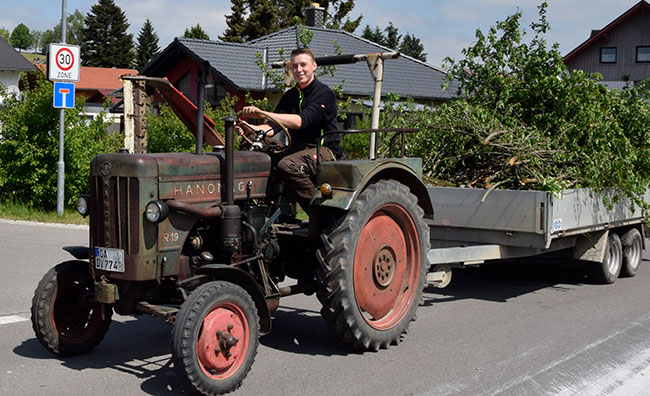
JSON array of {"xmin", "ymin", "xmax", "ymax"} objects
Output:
[
  {"xmin": 172, "ymin": 281, "xmax": 260, "ymax": 396},
  {"xmin": 31, "ymin": 260, "xmax": 112, "ymax": 356},
  {"xmin": 317, "ymin": 180, "xmax": 430, "ymax": 351}
]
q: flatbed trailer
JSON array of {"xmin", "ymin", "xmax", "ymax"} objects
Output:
[{"xmin": 424, "ymin": 187, "xmax": 648, "ymax": 285}]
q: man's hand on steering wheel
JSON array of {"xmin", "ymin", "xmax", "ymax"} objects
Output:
[{"xmin": 236, "ymin": 108, "xmax": 292, "ymax": 154}]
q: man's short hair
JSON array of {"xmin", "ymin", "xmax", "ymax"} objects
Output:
[{"xmin": 291, "ymin": 47, "xmax": 316, "ymax": 61}]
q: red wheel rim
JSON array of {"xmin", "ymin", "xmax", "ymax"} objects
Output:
[
  {"xmin": 353, "ymin": 203, "xmax": 420, "ymax": 330},
  {"xmin": 197, "ymin": 302, "xmax": 249, "ymax": 380},
  {"xmin": 52, "ymin": 279, "xmax": 103, "ymax": 343}
]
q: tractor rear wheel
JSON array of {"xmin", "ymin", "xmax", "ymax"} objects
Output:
[
  {"xmin": 172, "ymin": 281, "xmax": 259, "ymax": 396},
  {"xmin": 317, "ymin": 180, "xmax": 429, "ymax": 351},
  {"xmin": 31, "ymin": 260, "xmax": 112, "ymax": 356}
]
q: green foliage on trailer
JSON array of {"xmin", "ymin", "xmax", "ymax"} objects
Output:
[{"xmin": 374, "ymin": 2, "xmax": 650, "ymax": 209}]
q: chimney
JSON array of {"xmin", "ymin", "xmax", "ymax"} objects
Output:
[{"xmin": 305, "ymin": 3, "xmax": 325, "ymax": 28}]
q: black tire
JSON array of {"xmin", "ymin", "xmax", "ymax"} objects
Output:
[
  {"xmin": 31, "ymin": 260, "xmax": 112, "ymax": 356},
  {"xmin": 588, "ymin": 232, "xmax": 623, "ymax": 284},
  {"xmin": 316, "ymin": 180, "xmax": 430, "ymax": 351},
  {"xmin": 172, "ymin": 281, "xmax": 260, "ymax": 396},
  {"xmin": 620, "ymin": 228, "xmax": 643, "ymax": 277}
]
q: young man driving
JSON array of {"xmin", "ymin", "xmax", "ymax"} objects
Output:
[{"xmin": 237, "ymin": 47, "xmax": 341, "ymax": 212}]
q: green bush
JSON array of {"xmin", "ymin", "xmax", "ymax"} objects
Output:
[
  {"xmin": 373, "ymin": 2, "xmax": 650, "ymax": 209},
  {"xmin": 0, "ymin": 72, "xmax": 121, "ymax": 210},
  {"xmin": 147, "ymin": 94, "xmax": 239, "ymax": 153}
]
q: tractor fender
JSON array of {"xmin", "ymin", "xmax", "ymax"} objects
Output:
[
  {"xmin": 313, "ymin": 160, "xmax": 434, "ymax": 219},
  {"xmin": 63, "ymin": 246, "xmax": 90, "ymax": 260},
  {"xmin": 195, "ymin": 264, "xmax": 273, "ymax": 335}
]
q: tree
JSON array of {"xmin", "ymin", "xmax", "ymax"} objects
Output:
[
  {"xmin": 10, "ymin": 23, "xmax": 33, "ymax": 52},
  {"xmin": 360, "ymin": 22, "xmax": 427, "ymax": 61},
  {"xmin": 40, "ymin": 11, "xmax": 86, "ymax": 54},
  {"xmin": 369, "ymin": 2, "xmax": 650, "ymax": 214},
  {"xmin": 219, "ymin": 0, "xmax": 247, "ymax": 43},
  {"xmin": 242, "ymin": 0, "xmax": 279, "ymax": 41},
  {"xmin": 400, "ymin": 33, "xmax": 427, "ymax": 61},
  {"xmin": 220, "ymin": 0, "xmax": 362, "ymax": 42},
  {"xmin": 81, "ymin": 0, "xmax": 134, "ymax": 68},
  {"xmin": 0, "ymin": 27, "xmax": 9, "ymax": 41},
  {"xmin": 183, "ymin": 24, "xmax": 210, "ymax": 40},
  {"xmin": 384, "ymin": 22, "xmax": 401, "ymax": 50},
  {"xmin": 135, "ymin": 19, "xmax": 160, "ymax": 70},
  {"xmin": 0, "ymin": 72, "xmax": 120, "ymax": 209},
  {"xmin": 361, "ymin": 25, "xmax": 385, "ymax": 46},
  {"xmin": 321, "ymin": 0, "xmax": 362, "ymax": 32},
  {"xmin": 30, "ymin": 30, "xmax": 42, "ymax": 53}
]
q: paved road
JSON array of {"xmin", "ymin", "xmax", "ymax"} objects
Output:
[{"xmin": 1, "ymin": 220, "xmax": 650, "ymax": 395}]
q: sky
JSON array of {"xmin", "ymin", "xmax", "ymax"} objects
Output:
[{"xmin": 1, "ymin": 0, "xmax": 643, "ymax": 67}]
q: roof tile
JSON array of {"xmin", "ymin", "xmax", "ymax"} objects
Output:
[{"xmin": 0, "ymin": 37, "xmax": 36, "ymax": 72}]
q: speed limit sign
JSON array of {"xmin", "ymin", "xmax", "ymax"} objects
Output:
[{"xmin": 48, "ymin": 43, "xmax": 80, "ymax": 82}]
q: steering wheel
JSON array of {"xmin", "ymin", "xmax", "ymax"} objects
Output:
[{"xmin": 236, "ymin": 112, "xmax": 292, "ymax": 155}]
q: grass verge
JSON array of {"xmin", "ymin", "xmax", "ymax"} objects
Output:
[{"xmin": 0, "ymin": 201, "xmax": 88, "ymax": 225}]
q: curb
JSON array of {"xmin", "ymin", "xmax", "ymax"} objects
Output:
[{"xmin": 0, "ymin": 218, "xmax": 89, "ymax": 230}]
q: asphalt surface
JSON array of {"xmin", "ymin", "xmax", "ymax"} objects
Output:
[{"xmin": 1, "ymin": 220, "xmax": 650, "ymax": 396}]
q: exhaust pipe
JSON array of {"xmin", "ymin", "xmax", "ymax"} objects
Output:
[
  {"xmin": 219, "ymin": 116, "xmax": 240, "ymax": 253},
  {"xmin": 195, "ymin": 61, "xmax": 210, "ymax": 155}
]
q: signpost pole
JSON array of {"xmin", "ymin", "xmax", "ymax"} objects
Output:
[{"xmin": 56, "ymin": 0, "xmax": 67, "ymax": 216}]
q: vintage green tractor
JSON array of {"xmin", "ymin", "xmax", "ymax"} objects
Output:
[{"xmin": 30, "ymin": 52, "xmax": 436, "ymax": 395}]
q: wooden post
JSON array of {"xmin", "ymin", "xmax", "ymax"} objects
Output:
[
  {"xmin": 133, "ymin": 80, "xmax": 147, "ymax": 153},
  {"xmin": 122, "ymin": 78, "xmax": 148, "ymax": 153},
  {"xmin": 123, "ymin": 78, "xmax": 134, "ymax": 153}
]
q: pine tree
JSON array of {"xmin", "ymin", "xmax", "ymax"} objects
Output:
[
  {"xmin": 384, "ymin": 22, "xmax": 401, "ymax": 50},
  {"xmin": 183, "ymin": 24, "xmax": 210, "ymax": 40},
  {"xmin": 220, "ymin": 0, "xmax": 248, "ymax": 43},
  {"xmin": 361, "ymin": 25, "xmax": 385, "ymax": 46},
  {"xmin": 321, "ymin": 0, "xmax": 362, "ymax": 32},
  {"xmin": 242, "ymin": 0, "xmax": 279, "ymax": 41},
  {"xmin": 81, "ymin": 0, "xmax": 134, "ymax": 68},
  {"xmin": 220, "ymin": 0, "xmax": 362, "ymax": 42},
  {"xmin": 10, "ymin": 23, "xmax": 33, "ymax": 52},
  {"xmin": 399, "ymin": 33, "xmax": 427, "ymax": 62},
  {"xmin": 135, "ymin": 19, "xmax": 160, "ymax": 70}
]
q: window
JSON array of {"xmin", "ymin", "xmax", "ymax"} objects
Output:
[
  {"xmin": 174, "ymin": 73, "xmax": 191, "ymax": 100},
  {"xmin": 600, "ymin": 47, "xmax": 617, "ymax": 63},
  {"xmin": 637, "ymin": 46, "xmax": 650, "ymax": 63}
]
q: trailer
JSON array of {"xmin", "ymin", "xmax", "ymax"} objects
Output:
[{"xmin": 425, "ymin": 187, "xmax": 647, "ymax": 286}]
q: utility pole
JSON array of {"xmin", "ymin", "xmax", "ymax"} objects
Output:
[{"xmin": 56, "ymin": 0, "xmax": 67, "ymax": 216}]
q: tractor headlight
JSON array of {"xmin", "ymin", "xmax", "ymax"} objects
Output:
[
  {"xmin": 76, "ymin": 194, "xmax": 90, "ymax": 217},
  {"xmin": 145, "ymin": 200, "xmax": 169, "ymax": 223}
]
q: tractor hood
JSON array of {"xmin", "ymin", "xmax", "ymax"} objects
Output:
[{"xmin": 91, "ymin": 151, "xmax": 271, "ymax": 204}]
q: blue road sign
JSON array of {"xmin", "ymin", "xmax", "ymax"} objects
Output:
[{"xmin": 53, "ymin": 82, "xmax": 75, "ymax": 109}]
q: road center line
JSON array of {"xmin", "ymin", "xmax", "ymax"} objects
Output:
[{"xmin": 0, "ymin": 315, "xmax": 29, "ymax": 325}]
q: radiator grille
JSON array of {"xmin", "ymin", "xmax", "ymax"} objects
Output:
[{"xmin": 91, "ymin": 175, "xmax": 140, "ymax": 254}]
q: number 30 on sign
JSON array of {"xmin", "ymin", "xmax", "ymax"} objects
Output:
[{"xmin": 48, "ymin": 43, "xmax": 80, "ymax": 82}]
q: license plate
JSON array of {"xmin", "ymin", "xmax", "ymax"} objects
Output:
[{"xmin": 94, "ymin": 247, "xmax": 125, "ymax": 273}]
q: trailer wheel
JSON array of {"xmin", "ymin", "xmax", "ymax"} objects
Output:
[
  {"xmin": 31, "ymin": 260, "xmax": 112, "ymax": 356},
  {"xmin": 620, "ymin": 228, "xmax": 643, "ymax": 277},
  {"xmin": 172, "ymin": 281, "xmax": 259, "ymax": 396},
  {"xmin": 317, "ymin": 180, "xmax": 429, "ymax": 351},
  {"xmin": 589, "ymin": 232, "xmax": 623, "ymax": 284}
]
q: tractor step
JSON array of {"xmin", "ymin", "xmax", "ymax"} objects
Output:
[{"xmin": 136, "ymin": 301, "xmax": 179, "ymax": 322}]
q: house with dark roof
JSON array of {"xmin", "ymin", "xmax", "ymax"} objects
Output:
[
  {"xmin": 564, "ymin": 0, "xmax": 650, "ymax": 88},
  {"xmin": 0, "ymin": 36, "xmax": 36, "ymax": 104},
  {"xmin": 140, "ymin": 6, "xmax": 453, "ymax": 127}
]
